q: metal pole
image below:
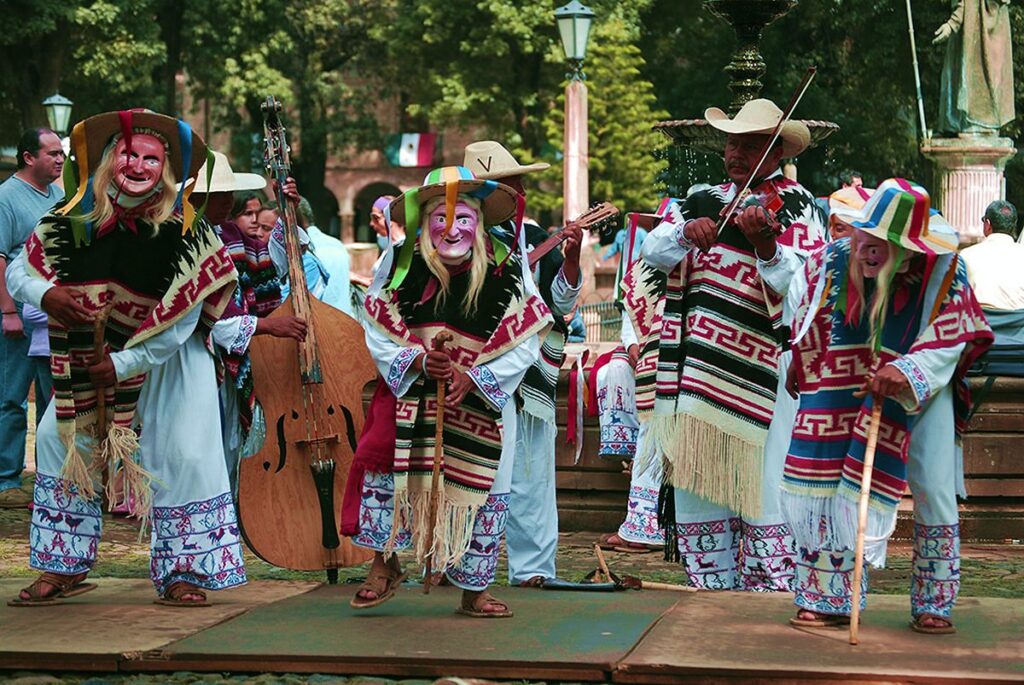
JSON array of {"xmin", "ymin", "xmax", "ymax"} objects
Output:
[
  {"xmin": 563, "ymin": 79, "xmax": 589, "ymax": 223},
  {"xmin": 905, "ymin": 0, "xmax": 929, "ymax": 141}
]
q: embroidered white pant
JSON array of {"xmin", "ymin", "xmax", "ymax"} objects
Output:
[
  {"xmin": 354, "ymin": 449, "xmax": 514, "ymax": 592},
  {"xmin": 28, "ymin": 334, "xmax": 246, "ymax": 595},
  {"xmin": 618, "ymin": 424, "xmax": 665, "ymax": 546},
  {"xmin": 794, "ymin": 385, "xmax": 961, "ymax": 617},
  {"xmin": 506, "ymin": 413, "xmax": 558, "ymax": 583},
  {"xmin": 597, "ymin": 357, "xmax": 639, "ymax": 458}
]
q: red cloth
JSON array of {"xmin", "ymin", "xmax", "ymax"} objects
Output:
[{"xmin": 340, "ymin": 379, "xmax": 397, "ymax": 537}]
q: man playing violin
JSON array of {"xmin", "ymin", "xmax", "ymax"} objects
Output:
[{"xmin": 620, "ymin": 98, "xmax": 826, "ymax": 592}]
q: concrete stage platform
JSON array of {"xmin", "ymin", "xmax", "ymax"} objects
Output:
[{"xmin": 0, "ymin": 579, "xmax": 1021, "ymax": 683}]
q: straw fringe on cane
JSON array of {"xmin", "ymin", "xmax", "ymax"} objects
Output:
[
  {"xmin": 58, "ymin": 424, "xmax": 96, "ymax": 500},
  {"xmin": 383, "ymin": 489, "xmax": 478, "ymax": 570},
  {"xmin": 636, "ymin": 411, "xmax": 764, "ymax": 519}
]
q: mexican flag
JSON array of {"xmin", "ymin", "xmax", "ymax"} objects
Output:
[{"xmin": 384, "ymin": 133, "xmax": 438, "ymax": 167}]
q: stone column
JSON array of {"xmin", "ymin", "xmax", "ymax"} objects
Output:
[
  {"xmin": 921, "ymin": 136, "xmax": 1017, "ymax": 245},
  {"xmin": 563, "ymin": 79, "xmax": 590, "ymax": 224}
]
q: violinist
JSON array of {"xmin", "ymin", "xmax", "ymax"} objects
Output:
[{"xmin": 619, "ymin": 98, "xmax": 826, "ymax": 592}]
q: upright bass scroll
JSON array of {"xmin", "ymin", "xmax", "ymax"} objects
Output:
[{"xmin": 236, "ymin": 96, "xmax": 375, "ymax": 581}]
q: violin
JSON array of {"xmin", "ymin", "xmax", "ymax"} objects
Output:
[{"xmin": 236, "ymin": 97, "xmax": 375, "ymax": 581}]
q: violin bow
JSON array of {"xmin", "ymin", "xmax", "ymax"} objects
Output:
[{"xmin": 716, "ymin": 66, "xmax": 817, "ymax": 236}]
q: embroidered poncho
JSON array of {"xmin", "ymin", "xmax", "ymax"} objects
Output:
[
  {"xmin": 217, "ymin": 220, "xmax": 282, "ymax": 432},
  {"xmin": 24, "ymin": 208, "xmax": 237, "ymax": 512},
  {"xmin": 362, "ymin": 240, "xmax": 552, "ymax": 566},
  {"xmin": 781, "ymin": 240, "xmax": 992, "ymax": 563},
  {"xmin": 621, "ymin": 177, "xmax": 825, "ymax": 517}
]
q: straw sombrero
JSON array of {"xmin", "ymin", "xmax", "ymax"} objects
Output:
[
  {"xmin": 705, "ymin": 98, "xmax": 811, "ymax": 158},
  {"xmin": 834, "ymin": 178, "xmax": 957, "ymax": 255},
  {"xmin": 388, "ymin": 165, "xmax": 518, "ymax": 227},
  {"xmin": 185, "ymin": 150, "xmax": 266, "ymax": 194},
  {"xmin": 57, "ymin": 109, "xmax": 210, "ymax": 236},
  {"xmin": 71, "ymin": 109, "xmax": 207, "ymax": 182},
  {"xmin": 463, "ymin": 141, "xmax": 550, "ymax": 180}
]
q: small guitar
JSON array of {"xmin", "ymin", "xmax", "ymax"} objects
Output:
[{"xmin": 528, "ymin": 201, "xmax": 620, "ymax": 268}]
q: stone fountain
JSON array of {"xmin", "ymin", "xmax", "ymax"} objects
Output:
[{"xmin": 653, "ymin": 0, "xmax": 837, "ymax": 155}]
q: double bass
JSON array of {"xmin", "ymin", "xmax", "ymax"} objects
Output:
[{"xmin": 237, "ymin": 96, "xmax": 375, "ymax": 581}]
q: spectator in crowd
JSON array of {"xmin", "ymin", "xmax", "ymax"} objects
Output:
[
  {"xmin": 255, "ymin": 204, "xmax": 278, "ymax": 244},
  {"xmin": 231, "ymin": 190, "xmax": 264, "ymax": 239},
  {"xmin": 0, "ymin": 128, "xmax": 64, "ymax": 508},
  {"xmin": 839, "ymin": 169, "xmax": 864, "ymax": 188},
  {"xmin": 298, "ymin": 196, "xmax": 353, "ymax": 316},
  {"xmin": 961, "ymin": 200, "xmax": 1023, "ymax": 311},
  {"xmin": 370, "ymin": 194, "xmax": 404, "ymax": 252}
]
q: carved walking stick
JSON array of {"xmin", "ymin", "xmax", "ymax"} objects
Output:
[
  {"xmin": 424, "ymin": 331, "xmax": 453, "ymax": 593},
  {"xmin": 850, "ymin": 401, "xmax": 883, "ymax": 645}
]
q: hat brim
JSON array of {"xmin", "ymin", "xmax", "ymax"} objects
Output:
[
  {"xmin": 704, "ymin": 107, "xmax": 810, "ymax": 157},
  {"xmin": 473, "ymin": 161, "xmax": 551, "ymax": 180},
  {"xmin": 190, "ymin": 171, "xmax": 267, "ymax": 194},
  {"xmin": 838, "ymin": 212, "xmax": 958, "ymax": 255},
  {"xmin": 389, "ymin": 179, "xmax": 518, "ymax": 227},
  {"xmin": 78, "ymin": 111, "xmax": 207, "ymax": 183}
]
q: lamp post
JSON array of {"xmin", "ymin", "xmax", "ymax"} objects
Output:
[
  {"xmin": 41, "ymin": 92, "xmax": 74, "ymax": 137},
  {"xmin": 555, "ymin": 1, "xmax": 594, "ymax": 224}
]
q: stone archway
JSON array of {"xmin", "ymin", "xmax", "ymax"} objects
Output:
[{"xmin": 352, "ymin": 181, "xmax": 402, "ymax": 244}]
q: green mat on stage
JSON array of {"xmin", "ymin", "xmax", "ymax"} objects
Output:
[{"xmin": 162, "ymin": 584, "xmax": 679, "ymax": 670}]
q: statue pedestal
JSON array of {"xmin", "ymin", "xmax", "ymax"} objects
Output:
[{"xmin": 921, "ymin": 135, "xmax": 1017, "ymax": 245}]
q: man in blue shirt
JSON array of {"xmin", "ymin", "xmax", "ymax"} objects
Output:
[{"xmin": 0, "ymin": 128, "xmax": 64, "ymax": 507}]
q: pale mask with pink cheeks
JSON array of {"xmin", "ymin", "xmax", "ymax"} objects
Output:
[
  {"xmin": 853, "ymin": 230, "xmax": 908, "ymax": 278},
  {"xmin": 112, "ymin": 134, "xmax": 166, "ymax": 198},
  {"xmin": 428, "ymin": 200, "xmax": 478, "ymax": 264}
]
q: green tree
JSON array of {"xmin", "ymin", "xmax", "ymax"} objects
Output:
[{"xmin": 531, "ymin": 17, "xmax": 669, "ymax": 218}]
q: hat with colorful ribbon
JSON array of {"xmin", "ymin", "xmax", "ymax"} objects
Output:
[
  {"xmin": 828, "ymin": 185, "xmax": 874, "ymax": 218},
  {"xmin": 379, "ymin": 166, "xmax": 521, "ymax": 292},
  {"xmin": 834, "ymin": 178, "xmax": 956, "ymax": 255},
  {"xmin": 55, "ymin": 109, "xmax": 212, "ymax": 241}
]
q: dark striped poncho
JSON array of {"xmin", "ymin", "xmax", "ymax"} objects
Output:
[{"xmin": 621, "ymin": 176, "xmax": 825, "ymax": 517}]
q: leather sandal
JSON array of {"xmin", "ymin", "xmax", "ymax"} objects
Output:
[
  {"xmin": 596, "ymin": 532, "xmax": 624, "ymax": 551},
  {"xmin": 789, "ymin": 610, "xmax": 851, "ymax": 628},
  {"xmin": 155, "ymin": 581, "xmax": 211, "ymax": 607},
  {"xmin": 351, "ymin": 564, "xmax": 408, "ymax": 609},
  {"xmin": 8, "ymin": 571, "xmax": 96, "ymax": 607},
  {"xmin": 456, "ymin": 591, "xmax": 513, "ymax": 618},
  {"xmin": 517, "ymin": 575, "xmax": 546, "ymax": 588},
  {"xmin": 910, "ymin": 613, "xmax": 956, "ymax": 634}
]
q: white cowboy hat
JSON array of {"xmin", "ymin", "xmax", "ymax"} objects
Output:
[
  {"xmin": 704, "ymin": 98, "xmax": 811, "ymax": 158},
  {"xmin": 184, "ymin": 150, "xmax": 267, "ymax": 194},
  {"xmin": 463, "ymin": 140, "xmax": 550, "ymax": 180}
]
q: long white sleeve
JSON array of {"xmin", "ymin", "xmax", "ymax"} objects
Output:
[
  {"xmin": 469, "ymin": 335, "xmax": 540, "ymax": 412},
  {"xmin": 211, "ymin": 315, "xmax": 258, "ymax": 355},
  {"xmin": 757, "ymin": 244, "xmax": 804, "ymax": 296},
  {"xmin": 363, "ymin": 321, "xmax": 425, "ymax": 399},
  {"xmin": 6, "ymin": 248, "xmax": 52, "ymax": 308},
  {"xmin": 111, "ymin": 304, "xmax": 202, "ymax": 380},
  {"xmin": 620, "ymin": 313, "xmax": 638, "ymax": 349},
  {"xmin": 549, "ymin": 267, "xmax": 582, "ymax": 317},
  {"xmin": 641, "ymin": 218, "xmax": 693, "ymax": 273}
]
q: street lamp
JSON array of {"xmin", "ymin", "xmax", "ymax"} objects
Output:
[
  {"xmin": 41, "ymin": 92, "xmax": 74, "ymax": 137},
  {"xmin": 555, "ymin": 1, "xmax": 595, "ymax": 228},
  {"xmin": 555, "ymin": 1, "xmax": 595, "ymax": 80}
]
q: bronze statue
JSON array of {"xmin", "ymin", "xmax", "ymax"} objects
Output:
[{"xmin": 932, "ymin": 0, "xmax": 1015, "ymax": 135}]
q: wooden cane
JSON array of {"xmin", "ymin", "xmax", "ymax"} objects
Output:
[
  {"xmin": 850, "ymin": 401, "xmax": 883, "ymax": 645},
  {"xmin": 594, "ymin": 543, "xmax": 613, "ymax": 584},
  {"xmin": 92, "ymin": 302, "xmax": 113, "ymax": 510},
  {"xmin": 424, "ymin": 331, "xmax": 454, "ymax": 593}
]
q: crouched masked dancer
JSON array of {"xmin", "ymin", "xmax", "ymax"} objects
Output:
[
  {"xmin": 7, "ymin": 110, "xmax": 243, "ymax": 607},
  {"xmin": 783, "ymin": 179, "xmax": 992, "ymax": 634},
  {"xmin": 341, "ymin": 166, "xmax": 553, "ymax": 617}
]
